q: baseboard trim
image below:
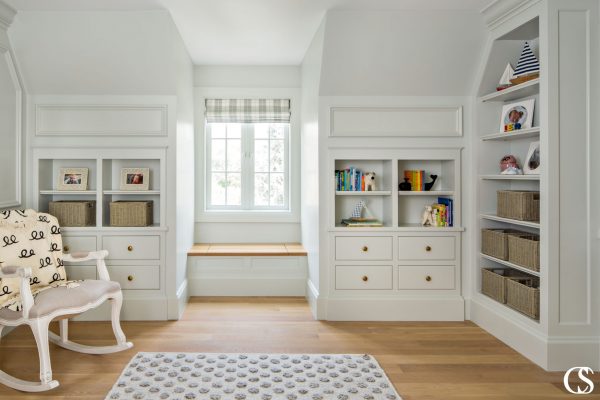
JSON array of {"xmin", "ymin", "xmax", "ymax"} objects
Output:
[
  {"xmin": 168, "ymin": 279, "xmax": 189, "ymax": 320},
  {"xmin": 325, "ymin": 296, "xmax": 464, "ymax": 321},
  {"xmin": 306, "ymin": 279, "xmax": 325, "ymax": 319},
  {"xmin": 188, "ymin": 277, "xmax": 306, "ymax": 296},
  {"xmin": 547, "ymin": 336, "xmax": 600, "ymax": 371}
]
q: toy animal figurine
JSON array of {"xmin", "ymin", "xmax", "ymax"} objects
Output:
[
  {"xmin": 500, "ymin": 155, "xmax": 523, "ymax": 175},
  {"xmin": 424, "ymin": 174, "xmax": 438, "ymax": 191},
  {"xmin": 421, "ymin": 206, "xmax": 434, "ymax": 226},
  {"xmin": 431, "ymin": 208, "xmax": 440, "ymax": 227},
  {"xmin": 364, "ymin": 172, "xmax": 377, "ymax": 191},
  {"xmin": 399, "ymin": 178, "xmax": 412, "ymax": 191}
]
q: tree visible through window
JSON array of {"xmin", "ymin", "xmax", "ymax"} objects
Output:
[{"xmin": 206, "ymin": 123, "xmax": 289, "ymax": 211}]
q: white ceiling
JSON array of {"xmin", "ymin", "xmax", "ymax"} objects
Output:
[{"xmin": 4, "ymin": 0, "xmax": 492, "ymax": 65}]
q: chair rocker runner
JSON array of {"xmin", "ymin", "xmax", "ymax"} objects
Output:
[{"xmin": 0, "ymin": 209, "xmax": 133, "ymax": 392}]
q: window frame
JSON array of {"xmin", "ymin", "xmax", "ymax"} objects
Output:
[{"xmin": 205, "ymin": 122, "xmax": 291, "ymax": 212}]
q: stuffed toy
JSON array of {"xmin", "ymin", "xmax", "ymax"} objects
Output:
[
  {"xmin": 364, "ymin": 172, "xmax": 377, "ymax": 191},
  {"xmin": 421, "ymin": 206, "xmax": 434, "ymax": 226}
]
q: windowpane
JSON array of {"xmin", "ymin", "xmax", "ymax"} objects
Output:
[
  {"xmin": 270, "ymin": 173, "xmax": 285, "ymax": 206},
  {"xmin": 226, "ymin": 139, "xmax": 241, "ymax": 172},
  {"xmin": 254, "ymin": 140, "xmax": 269, "ymax": 173},
  {"xmin": 270, "ymin": 140, "xmax": 284, "ymax": 172},
  {"xmin": 270, "ymin": 124, "xmax": 285, "ymax": 139},
  {"xmin": 211, "ymin": 173, "xmax": 226, "ymax": 205},
  {"xmin": 211, "ymin": 124, "xmax": 226, "ymax": 138},
  {"xmin": 254, "ymin": 173, "xmax": 269, "ymax": 206},
  {"xmin": 211, "ymin": 140, "xmax": 226, "ymax": 171},
  {"xmin": 226, "ymin": 123, "xmax": 241, "ymax": 138},
  {"xmin": 227, "ymin": 173, "xmax": 241, "ymax": 206},
  {"xmin": 255, "ymin": 124, "xmax": 269, "ymax": 139}
]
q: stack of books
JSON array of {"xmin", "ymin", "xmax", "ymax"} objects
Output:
[
  {"xmin": 431, "ymin": 197, "xmax": 453, "ymax": 227},
  {"xmin": 340, "ymin": 217, "xmax": 383, "ymax": 227},
  {"xmin": 404, "ymin": 170, "xmax": 425, "ymax": 191},
  {"xmin": 335, "ymin": 167, "xmax": 366, "ymax": 191}
]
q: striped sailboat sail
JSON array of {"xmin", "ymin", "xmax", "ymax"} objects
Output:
[{"xmin": 513, "ymin": 41, "xmax": 540, "ymax": 77}]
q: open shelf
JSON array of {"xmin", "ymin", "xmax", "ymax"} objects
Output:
[
  {"xmin": 103, "ymin": 190, "xmax": 161, "ymax": 195},
  {"xmin": 481, "ymin": 214, "xmax": 540, "ymax": 229},
  {"xmin": 480, "ymin": 253, "xmax": 540, "ymax": 277},
  {"xmin": 480, "ymin": 175, "xmax": 540, "ymax": 181},
  {"xmin": 40, "ymin": 190, "xmax": 97, "ymax": 195},
  {"xmin": 480, "ymin": 78, "xmax": 540, "ymax": 102},
  {"xmin": 481, "ymin": 127, "xmax": 540, "ymax": 141},
  {"xmin": 398, "ymin": 191, "xmax": 454, "ymax": 196},
  {"xmin": 335, "ymin": 191, "xmax": 391, "ymax": 196}
]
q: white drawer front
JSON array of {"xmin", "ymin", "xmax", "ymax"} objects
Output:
[
  {"xmin": 62, "ymin": 236, "xmax": 97, "ymax": 254},
  {"xmin": 65, "ymin": 265, "xmax": 97, "ymax": 281},
  {"xmin": 108, "ymin": 265, "xmax": 160, "ymax": 290},
  {"xmin": 103, "ymin": 236, "xmax": 160, "ymax": 260},
  {"xmin": 335, "ymin": 236, "xmax": 393, "ymax": 261},
  {"xmin": 398, "ymin": 236, "xmax": 455, "ymax": 260},
  {"xmin": 335, "ymin": 265, "xmax": 393, "ymax": 290},
  {"xmin": 398, "ymin": 265, "xmax": 455, "ymax": 290}
]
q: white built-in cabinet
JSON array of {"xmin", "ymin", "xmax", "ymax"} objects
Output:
[{"xmin": 470, "ymin": 0, "xmax": 600, "ymax": 370}]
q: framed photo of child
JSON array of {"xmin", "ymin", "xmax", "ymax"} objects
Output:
[
  {"xmin": 120, "ymin": 168, "xmax": 150, "ymax": 191},
  {"xmin": 500, "ymin": 99, "xmax": 535, "ymax": 132},
  {"xmin": 57, "ymin": 168, "xmax": 89, "ymax": 191}
]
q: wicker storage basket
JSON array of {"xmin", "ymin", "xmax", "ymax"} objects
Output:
[
  {"xmin": 49, "ymin": 201, "xmax": 96, "ymax": 227},
  {"xmin": 481, "ymin": 229, "xmax": 524, "ymax": 260},
  {"xmin": 497, "ymin": 190, "xmax": 540, "ymax": 221},
  {"xmin": 506, "ymin": 276, "xmax": 540, "ymax": 319},
  {"xmin": 110, "ymin": 201, "xmax": 153, "ymax": 227},
  {"xmin": 481, "ymin": 268, "xmax": 533, "ymax": 304},
  {"xmin": 508, "ymin": 234, "xmax": 540, "ymax": 272}
]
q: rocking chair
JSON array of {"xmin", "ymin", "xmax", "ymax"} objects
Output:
[{"xmin": 0, "ymin": 209, "xmax": 132, "ymax": 392}]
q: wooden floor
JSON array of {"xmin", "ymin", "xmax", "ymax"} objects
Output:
[{"xmin": 0, "ymin": 297, "xmax": 597, "ymax": 399}]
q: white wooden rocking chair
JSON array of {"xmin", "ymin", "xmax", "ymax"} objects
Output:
[{"xmin": 0, "ymin": 210, "xmax": 132, "ymax": 392}]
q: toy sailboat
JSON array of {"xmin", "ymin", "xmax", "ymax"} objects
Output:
[
  {"xmin": 510, "ymin": 41, "xmax": 540, "ymax": 85},
  {"xmin": 496, "ymin": 63, "xmax": 514, "ymax": 91}
]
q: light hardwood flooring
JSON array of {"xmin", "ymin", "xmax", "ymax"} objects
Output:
[{"xmin": 0, "ymin": 297, "xmax": 598, "ymax": 399}]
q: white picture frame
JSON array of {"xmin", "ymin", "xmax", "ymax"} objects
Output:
[
  {"xmin": 120, "ymin": 168, "xmax": 150, "ymax": 191},
  {"xmin": 524, "ymin": 141, "xmax": 540, "ymax": 175},
  {"xmin": 500, "ymin": 99, "xmax": 535, "ymax": 132},
  {"xmin": 57, "ymin": 168, "xmax": 89, "ymax": 191}
]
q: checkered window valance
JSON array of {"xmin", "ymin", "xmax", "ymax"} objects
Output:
[{"xmin": 205, "ymin": 99, "xmax": 291, "ymax": 123}]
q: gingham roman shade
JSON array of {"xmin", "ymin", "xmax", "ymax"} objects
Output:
[{"xmin": 205, "ymin": 99, "xmax": 291, "ymax": 123}]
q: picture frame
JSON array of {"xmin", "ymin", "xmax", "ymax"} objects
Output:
[
  {"xmin": 57, "ymin": 168, "xmax": 89, "ymax": 191},
  {"xmin": 120, "ymin": 168, "xmax": 150, "ymax": 191},
  {"xmin": 523, "ymin": 141, "xmax": 540, "ymax": 175},
  {"xmin": 500, "ymin": 99, "xmax": 535, "ymax": 132}
]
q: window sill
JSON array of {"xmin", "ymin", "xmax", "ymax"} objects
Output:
[{"xmin": 197, "ymin": 210, "xmax": 299, "ymax": 224}]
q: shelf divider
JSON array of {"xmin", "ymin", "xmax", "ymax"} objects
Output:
[
  {"xmin": 481, "ymin": 214, "xmax": 540, "ymax": 229},
  {"xmin": 480, "ymin": 253, "xmax": 540, "ymax": 277},
  {"xmin": 480, "ymin": 78, "xmax": 540, "ymax": 102},
  {"xmin": 481, "ymin": 127, "xmax": 540, "ymax": 141}
]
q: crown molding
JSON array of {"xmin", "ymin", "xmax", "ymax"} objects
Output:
[
  {"xmin": 0, "ymin": 1, "xmax": 16, "ymax": 31},
  {"xmin": 481, "ymin": 0, "xmax": 541, "ymax": 30}
]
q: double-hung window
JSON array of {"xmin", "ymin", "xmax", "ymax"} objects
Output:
[{"xmin": 205, "ymin": 99, "xmax": 291, "ymax": 212}]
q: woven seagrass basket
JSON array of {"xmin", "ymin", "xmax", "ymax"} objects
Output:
[
  {"xmin": 110, "ymin": 201, "xmax": 153, "ymax": 227},
  {"xmin": 49, "ymin": 201, "xmax": 96, "ymax": 227}
]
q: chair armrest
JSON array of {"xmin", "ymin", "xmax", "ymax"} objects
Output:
[
  {"xmin": 0, "ymin": 266, "xmax": 34, "ymax": 318},
  {"xmin": 63, "ymin": 250, "xmax": 111, "ymax": 282}
]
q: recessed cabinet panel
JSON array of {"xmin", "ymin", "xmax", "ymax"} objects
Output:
[
  {"xmin": 398, "ymin": 236, "xmax": 455, "ymax": 260},
  {"xmin": 108, "ymin": 265, "xmax": 160, "ymax": 290},
  {"xmin": 335, "ymin": 236, "xmax": 393, "ymax": 261},
  {"xmin": 335, "ymin": 265, "xmax": 393, "ymax": 290},
  {"xmin": 103, "ymin": 236, "xmax": 160, "ymax": 260},
  {"xmin": 62, "ymin": 236, "xmax": 97, "ymax": 254},
  {"xmin": 398, "ymin": 266, "xmax": 455, "ymax": 290}
]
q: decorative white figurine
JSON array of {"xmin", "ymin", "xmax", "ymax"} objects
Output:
[
  {"xmin": 364, "ymin": 172, "xmax": 377, "ymax": 191},
  {"xmin": 421, "ymin": 206, "xmax": 434, "ymax": 226},
  {"xmin": 351, "ymin": 200, "xmax": 366, "ymax": 219}
]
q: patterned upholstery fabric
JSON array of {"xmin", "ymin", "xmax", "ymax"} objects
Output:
[{"xmin": 0, "ymin": 209, "xmax": 75, "ymax": 311}]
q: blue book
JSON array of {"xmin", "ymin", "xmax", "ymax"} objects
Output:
[{"xmin": 438, "ymin": 197, "xmax": 453, "ymax": 227}]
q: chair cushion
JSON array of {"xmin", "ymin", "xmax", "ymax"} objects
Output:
[
  {"xmin": 0, "ymin": 280, "xmax": 120, "ymax": 320},
  {"xmin": 0, "ymin": 209, "xmax": 68, "ymax": 311}
]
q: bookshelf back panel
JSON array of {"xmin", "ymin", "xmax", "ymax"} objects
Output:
[
  {"xmin": 335, "ymin": 196, "xmax": 393, "ymax": 227},
  {"xmin": 397, "ymin": 160, "xmax": 455, "ymax": 191}
]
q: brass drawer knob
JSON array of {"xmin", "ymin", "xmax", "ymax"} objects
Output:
[
  {"xmin": 362, "ymin": 276, "xmax": 369, "ymax": 282},
  {"xmin": 425, "ymin": 246, "xmax": 432, "ymax": 252},
  {"xmin": 127, "ymin": 245, "xmax": 134, "ymax": 252},
  {"xmin": 63, "ymin": 246, "xmax": 70, "ymax": 252},
  {"xmin": 127, "ymin": 275, "xmax": 134, "ymax": 282},
  {"xmin": 362, "ymin": 246, "xmax": 368, "ymax": 252},
  {"xmin": 425, "ymin": 275, "xmax": 432, "ymax": 282}
]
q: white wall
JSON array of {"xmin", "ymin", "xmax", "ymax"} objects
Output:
[
  {"xmin": 300, "ymin": 20, "xmax": 325, "ymax": 316},
  {"xmin": 194, "ymin": 66, "xmax": 302, "ymax": 244}
]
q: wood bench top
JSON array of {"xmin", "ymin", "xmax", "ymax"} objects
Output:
[{"xmin": 188, "ymin": 243, "xmax": 307, "ymax": 257}]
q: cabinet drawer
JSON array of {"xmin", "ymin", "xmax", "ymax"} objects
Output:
[
  {"xmin": 335, "ymin": 265, "xmax": 393, "ymax": 290},
  {"xmin": 103, "ymin": 236, "xmax": 160, "ymax": 260},
  {"xmin": 335, "ymin": 236, "xmax": 393, "ymax": 261},
  {"xmin": 398, "ymin": 266, "xmax": 455, "ymax": 290},
  {"xmin": 107, "ymin": 265, "xmax": 160, "ymax": 290},
  {"xmin": 62, "ymin": 236, "xmax": 97, "ymax": 254},
  {"xmin": 65, "ymin": 265, "xmax": 97, "ymax": 281},
  {"xmin": 398, "ymin": 236, "xmax": 455, "ymax": 260}
]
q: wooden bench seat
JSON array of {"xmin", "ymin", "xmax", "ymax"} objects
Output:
[{"xmin": 188, "ymin": 243, "xmax": 307, "ymax": 257}]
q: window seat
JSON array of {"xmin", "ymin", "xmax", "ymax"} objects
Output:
[{"xmin": 188, "ymin": 243, "xmax": 307, "ymax": 257}]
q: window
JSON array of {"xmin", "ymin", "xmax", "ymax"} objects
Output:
[{"xmin": 206, "ymin": 122, "xmax": 290, "ymax": 211}]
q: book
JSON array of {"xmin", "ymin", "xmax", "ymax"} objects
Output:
[
  {"xmin": 341, "ymin": 218, "xmax": 383, "ymax": 227},
  {"xmin": 437, "ymin": 197, "xmax": 453, "ymax": 227}
]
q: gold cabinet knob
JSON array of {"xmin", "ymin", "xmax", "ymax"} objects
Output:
[
  {"xmin": 362, "ymin": 246, "xmax": 368, "ymax": 252},
  {"xmin": 362, "ymin": 276, "xmax": 369, "ymax": 282},
  {"xmin": 425, "ymin": 246, "xmax": 432, "ymax": 252},
  {"xmin": 127, "ymin": 245, "xmax": 133, "ymax": 252},
  {"xmin": 425, "ymin": 275, "xmax": 432, "ymax": 282},
  {"xmin": 127, "ymin": 275, "xmax": 134, "ymax": 282},
  {"xmin": 63, "ymin": 245, "xmax": 70, "ymax": 252}
]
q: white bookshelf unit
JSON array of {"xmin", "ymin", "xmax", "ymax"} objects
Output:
[
  {"xmin": 326, "ymin": 148, "xmax": 464, "ymax": 321},
  {"xmin": 471, "ymin": 0, "xmax": 600, "ymax": 371}
]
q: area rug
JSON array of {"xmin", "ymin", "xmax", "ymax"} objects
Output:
[{"xmin": 106, "ymin": 353, "xmax": 402, "ymax": 400}]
